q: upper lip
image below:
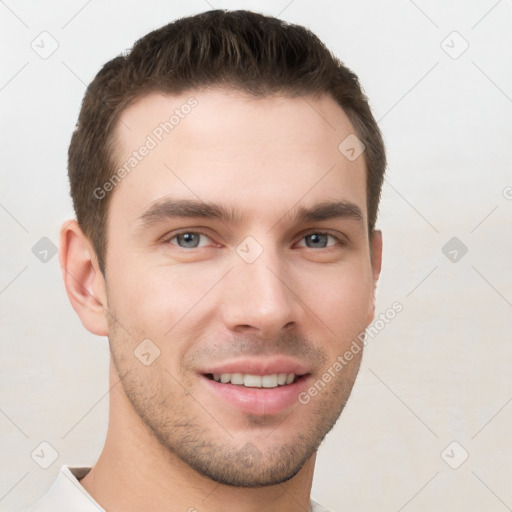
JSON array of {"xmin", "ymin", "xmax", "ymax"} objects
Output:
[{"xmin": 199, "ymin": 357, "xmax": 310, "ymax": 376}]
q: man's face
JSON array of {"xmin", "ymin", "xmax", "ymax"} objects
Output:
[{"xmin": 103, "ymin": 89, "xmax": 380, "ymax": 486}]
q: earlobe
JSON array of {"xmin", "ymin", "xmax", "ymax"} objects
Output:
[{"xmin": 59, "ymin": 220, "xmax": 109, "ymax": 336}]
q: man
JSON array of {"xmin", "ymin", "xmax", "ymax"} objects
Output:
[{"xmin": 28, "ymin": 9, "xmax": 385, "ymax": 512}]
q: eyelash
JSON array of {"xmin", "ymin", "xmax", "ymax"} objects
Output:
[{"xmin": 164, "ymin": 230, "xmax": 346, "ymax": 249}]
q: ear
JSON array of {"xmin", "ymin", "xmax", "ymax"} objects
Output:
[
  {"xmin": 366, "ymin": 229, "xmax": 383, "ymax": 324},
  {"xmin": 59, "ymin": 220, "xmax": 108, "ymax": 336}
]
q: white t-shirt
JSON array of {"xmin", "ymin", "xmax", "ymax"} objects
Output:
[{"xmin": 26, "ymin": 466, "xmax": 333, "ymax": 512}]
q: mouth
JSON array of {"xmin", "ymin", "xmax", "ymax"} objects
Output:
[
  {"xmin": 199, "ymin": 360, "xmax": 311, "ymax": 416},
  {"xmin": 204, "ymin": 372, "xmax": 306, "ymax": 388}
]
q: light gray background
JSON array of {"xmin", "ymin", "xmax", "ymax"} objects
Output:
[{"xmin": 1, "ymin": 1, "xmax": 511, "ymax": 511}]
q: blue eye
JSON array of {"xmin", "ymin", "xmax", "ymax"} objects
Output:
[
  {"xmin": 170, "ymin": 232, "xmax": 210, "ymax": 248},
  {"xmin": 299, "ymin": 233, "xmax": 338, "ymax": 249}
]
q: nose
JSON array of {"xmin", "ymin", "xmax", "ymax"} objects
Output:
[{"xmin": 220, "ymin": 246, "xmax": 301, "ymax": 339}]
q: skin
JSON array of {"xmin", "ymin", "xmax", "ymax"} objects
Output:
[{"xmin": 60, "ymin": 88, "xmax": 382, "ymax": 512}]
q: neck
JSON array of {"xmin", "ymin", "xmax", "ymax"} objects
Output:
[{"xmin": 79, "ymin": 361, "xmax": 316, "ymax": 512}]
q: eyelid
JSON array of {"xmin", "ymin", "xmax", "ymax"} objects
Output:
[
  {"xmin": 163, "ymin": 229, "xmax": 216, "ymax": 247},
  {"xmin": 160, "ymin": 228, "xmax": 348, "ymax": 248},
  {"xmin": 295, "ymin": 229, "xmax": 348, "ymax": 246}
]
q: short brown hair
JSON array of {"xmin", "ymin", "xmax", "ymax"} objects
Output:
[{"xmin": 68, "ymin": 9, "xmax": 386, "ymax": 274}]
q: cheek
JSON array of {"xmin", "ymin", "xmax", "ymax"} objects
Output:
[
  {"xmin": 295, "ymin": 261, "xmax": 374, "ymax": 340},
  {"xmin": 106, "ymin": 261, "xmax": 220, "ymax": 342}
]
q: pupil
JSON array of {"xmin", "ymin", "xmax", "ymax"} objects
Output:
[
  {"xmin": 180, "ymin": 233, "xmax": 198, "ymax": 247},
  {"xmin": 307, "ymin": 234, "xmax": 327, "ymax": 248}
]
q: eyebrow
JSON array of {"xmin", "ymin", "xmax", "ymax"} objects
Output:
[
  {"xmin": 291, "ymin": 201, "xmax": 363, "ymax": 225},
  {"xmin": 137, "ymin": 198, "xmax": 243, "ymax": 228},
  {"xmin": 136, "ymin": 197, "xmax": 364, "ymax": 230}
]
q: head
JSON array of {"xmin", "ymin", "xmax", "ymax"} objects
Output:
[{"xmin": 61, "ymin": 10, "xmax": 385, "ymax": 488}]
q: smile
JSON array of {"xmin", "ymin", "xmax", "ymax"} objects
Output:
[{"xmin": 207, "ymin": 372, "xmax": 300, "ymax": 388}]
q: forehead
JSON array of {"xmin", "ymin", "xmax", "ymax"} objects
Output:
[{"xmin": 109, "ymin": 88, "xmax": 367, "ymax": 228}]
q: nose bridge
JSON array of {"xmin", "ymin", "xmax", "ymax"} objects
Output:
[{"xmin": 221, "ymin": 239, "xmax": 299, "ymax": 335}]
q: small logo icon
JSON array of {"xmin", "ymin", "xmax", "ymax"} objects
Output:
[
  {"xmin": 442, "ymin": 236, "xmax": 468, "ymax": 263},
  {"xmin": 441, "ymin": 31, "xmax": 469, "ymax": 60},
  {"xmin": 30, "ymin": 31, "xmax": 59, "ymax": 60},
  {"xmin": 441, "ymin": 441, "xmax": 469, "ymax": 469},
  {"xmin": 32, "ymin": 237, "xmax": 58, "ymax": 263},
  {"xmin": 235, "ymin": 236, "xmax": 264, "ymax": 264},
  {"xmin": 31, "ymin": 441, "xmax": 59, "ymax": 469},
  {"xmin": 239, "ymin": 441, "xmax": 262, "ymax": 468},
  {"xmin": 338, "ymin": 134, "xmax": 365, "ymax": 161},
  {"xmin": 134, "ymin": 338, "xmax": 161, "ymax": 366}
]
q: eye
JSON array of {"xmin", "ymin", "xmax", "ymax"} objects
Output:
[
  {"xmin": 168, "ymin": 232, "xmax": 212, "ymax": 249},
  {"xmin": 297, "ymin": 232, "xmax": 340, "ymax": 249}
]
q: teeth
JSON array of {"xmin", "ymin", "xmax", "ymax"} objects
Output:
[
  {"xmin": 231, "ymin": 373, "xmax": 244, "ymax": 385},
  {"xmin": 211, "ymin": 373, "xmax": 297, "ymax": 388},
  {"xmin": 244, "ymin": 374, "xmax": 262, "ymax": 387},
  {"xmin": 261, "ymin": 374, "xmax": 278, "ymax": 388}
]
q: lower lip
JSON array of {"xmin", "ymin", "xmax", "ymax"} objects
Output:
[{"xmin": 200, "ymin": 375, "xmax": 310, "ymax": 415}]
